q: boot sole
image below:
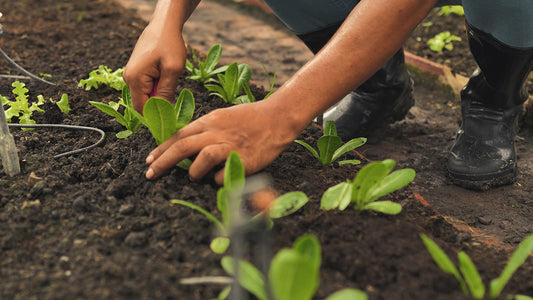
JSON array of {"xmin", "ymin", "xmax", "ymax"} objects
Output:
[{"xmin": 448, "ymin": 167, "xmax": 517, "ymax": 191}]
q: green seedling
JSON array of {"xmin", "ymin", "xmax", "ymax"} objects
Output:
[
  {"xmin": 78, "ymin": 65, "xmax": 125, "ymax": 91},
  {"xmin": 321, "ymin": 159, "xmax": 415, "ymax": 215},
  {"xmin": 204, "ymin": 62, "xmax": 253, "ymax": 104},
  {"xmin": 427, "ymin": 31, "xmax": 462, "ymax": 52},
  {"xmin": 295, "ymin": 120, "xmax": 366, "ymax": 166},
  {"xmin": 38, "ymin": 93, "xmax": 71, "ymax": 114},
  {"xmin": 89, "ymin": 86, "xmax": 142, "ymax": 139},
  {"xmin": 171, "ymin": 151, "xmax": 308, "ymax": 254},
  {"xmin": 185, "ymin": 44, "xmax": 228, "ymax": 83},
  {"xmin": 437, "ymin": 5, "xmax": 464, "ymax": 16},
  {"xmin": 262, "ymin": 64, "xmax": 277, "ymax": 99},
  {"xmin": 2, "ymin": 81, "xmax": 71, "ymax": 130},
  {"xmin": 420, "ymin": 233, "xmax": 533, "ymax": 300},
  {"xmin": 220, "ymin": 234, "xmax": 368, "ymax": 300}
]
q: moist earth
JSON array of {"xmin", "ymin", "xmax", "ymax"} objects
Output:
[{"xmin": 0, "ymin": 1, "xmax": 532, "ymax": 299}]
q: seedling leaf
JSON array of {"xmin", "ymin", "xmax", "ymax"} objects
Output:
[
  {"xmin": 221, "ymin": 256, "xmax": 267, "ymax": 300},
  {"xmin": 458, "ymin": 251, "xmax": 485, "ymax": 299},
  {"xmin": 489, "ymin": 233, "xmax": 533, "ymax": 298},
  {"xmin": 211, "ymin": 237, "xmax": 230, "ymax": 254},
  {"xmin": 363, "ymin": 201, "xmax": 402, "ymax": 215},
  {"xmin": 294, "ymin": 140, "xmax": 319, "ymax": 159},
  {"xmin": 324, "ymin": 289, "xmax": 368, "ymax": 300},
  {"xmin": 268, "ymin": 191, "xmax": 308, "ymax": 218},
  {"xmin": 367, "ymin": 168, "xmax": 416, "ymax": 202},
  {"xmin": 331, "ymin": 137, "xmax": 366, "ymax": 162},
  {"xmin": 320, "ymin": 182, "xmax": 352, "ymax": 211},
  {"xmin": 142, "ymin": 97, "xmax": 178, "ymax": 145}
]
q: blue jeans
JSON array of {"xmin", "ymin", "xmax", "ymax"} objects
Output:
[{"xmin": 262, "ymin": 0, "xmax": 533, "ymax": 48}]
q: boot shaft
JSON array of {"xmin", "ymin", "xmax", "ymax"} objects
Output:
[{"xmin": 466, "ymin": 23, "xmax": 533, "ymax": 108}]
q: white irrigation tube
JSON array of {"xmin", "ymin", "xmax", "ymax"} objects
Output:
[{"xmin": 7, "ymin": 123, "xmax": 105, "ymax": 158}]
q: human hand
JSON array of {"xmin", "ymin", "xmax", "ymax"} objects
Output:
[
  {"xmin": 144, "ymin": 100, "xmax": 304, "ymax": 185},
  {"xmin": 123, "ymin": 23, "xmax": 187, "ymax": 113}
]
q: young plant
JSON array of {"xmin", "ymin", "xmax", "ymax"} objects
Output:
[
  {"xmin": 38, "ymin": 93, "xmax": 71, "ymax": 114},
  {"xmin": 185, "ymin": 44, "xmax": 228, "ymax": 83},
  {"xmin": 295, "ymin": 120, "xmax": 367, "ymax": 166},
  {"xmin": 220, "ymin": 234, "xmax": 368, "ymax": 300},
  {"xmin": 2, "ymin": 81, "xmax": 45, "ymax": 130},
  {"xmin": 321, "ymin": 159, "xmax": 415, "ymax": 215},
  {"xmin": 427, "ymin": 31, "xmax": 462, "ymax": 52},
  {"xmin": 437, "ymin": 5, "xmax": 464, "ymax": 16},
  {"xmin": 420, "ymin": 233, "xmax": 533, "ymax": 300},
  {"xmin": 204, "ymin": 62, "xmax": 253, "ymax": 104},
  {"xmin": 89, "ymin": 86, "xmax": 142, "ymax": 138},
  {"xmin": 78, "ymin": 65, "xmax": 125, "ymax": 91},
  {"xmin": 170, "ymin": 151, "xmax": 309, "ymax": 254}
]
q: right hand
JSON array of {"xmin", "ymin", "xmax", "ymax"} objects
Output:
[{"xmin": 123, "ymin": 23, "xmax": 187, "ymax": 113}]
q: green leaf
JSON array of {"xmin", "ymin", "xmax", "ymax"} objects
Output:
[
  {"xmin": 338, "ymin": 159, "xmax": 361, "ymax": 166},
  {"xmin": 210, "ymin": 237, "xmax": 230, "ymax": 254},
  {"xmin": 269, "ymin": 234, "xmax": 321, "ymax": 300},
  {"xmin": 56, "ymin": 94, "xmax": 71, "ymax": 114},
  {"xmin": 489, "ymin": 233, "xmax": 533, "ymax": 298},
  {"xmin": 351, "ymin": 160, "xmax": 395, "ymax": 206},
  {"xmin": 116, "ymin": 130, "xmax": 133, "ymax": 139},
  {"xmin": 323, "ymin": 120, "xmax": 337, "ymax": 136},
  {"xmin": 205, "ymin": 44, "xmax": 223, "ymax": 72},
  {"xmin": 224, "ymin": 62, "xmax": 239, "ymax": 100},
  {"xmin": 175, "ymin": 88, "xmax": 195, "ymax": 127},
  {"xmin": 221, "ymin": 256, "xmax": 267, "ymax": 300},
  {"xmin": 367, "ymin": 168, "xmax": 416, "ymax": 202},
  {"xmin": 320, "ymin": 182, "xmax": 352, "ymax": 211},
  {"xmin": 224, "ymin": 151, "xmax": 245, "ymax": 190},
  {"xmin": 170, "ymin": 199, "xmax": 224, "ymax": 232},
  {"xmin": 268, "ymin": 191, "xmax": 308, "ymax": 218},
  {"xmin": 294, "ymin": 140, "xmax": 319, "ymax": 159},
  {"xmin": 363, "ymin": 201, "xmax": 402, "ymax": 215},
  {"xmin": 458, "ymin": 251, "xmax": 485, "ymax": 299},
  {"xmin": 143, "ymin": 97, "xmax": 179, "ymax": 145},
  {"xmin": 420, "ymin": 234, "xmax": 468, "ymax": 294},
  {"xmin": 324, "ymin": 289, "xmax": 368, "ymax": 300},
  {"xmin": 317, "ymin": 135, "xmax": 343, "ymax": 166},
  {"xmin": 331, "ymin": 137, "xmax": 366, "ymax": 162},
  {"xmin": 237, "ymin": 63, "xmax": 252, "ymax": 92},
  {"xmin": 89, "ymin": 101, "xmax": 128, "ymax": 127}
]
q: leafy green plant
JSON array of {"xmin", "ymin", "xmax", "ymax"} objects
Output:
[
  {"xmin": 38, "ymin": 93, "xmax": 71, "ymax": 114},
  {"xmin": 171, "ymin": 151, "xmax": 308, "ymax": 254},
  {"xmin": 89, "ymin": 86, "xmax": 142, "ymax": 138},
  {"xmin": 437, "ymin": 5, "xmax": 464, "ymax": 16},
  {"xmin": 420, "ymin": 233, "xmax": 533, "ymax": 300},
  {"xmin": 185, "ymin": 44, "xmax": 228, "ymax": 83},
  {"xmin": 295, "ymin": 120, "xmax": 366, "ymax": 166},
  {"xmin": 427, "ymin": 31, "xmax": 462, "ymax": 52},
  {"xmin": 2, "ymin": 81, "xmax": 71, "ymax": 131},
  {"xmin": 321, "ymin": 159, "xmax": 415, "ymax": 215},
  {"xmin": 220, "ymin": 234, "xmax": 368, "ymax": 300},
  {"xmin": 204, "ymin": 62, "xmax": 253, "ymax": 104},
  {"xmin": 78, "ymin": 65, "xmax": 125, "ymax": 91}
]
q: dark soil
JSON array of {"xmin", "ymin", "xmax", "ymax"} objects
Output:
[{"xmin": 0, "ymin": 1, "xmax": 531, "ymax": 300}]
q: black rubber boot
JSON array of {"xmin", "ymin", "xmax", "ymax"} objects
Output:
[
  {"xmin": 297, "ymin": 24, "xmax": 414, "ymax": 140},
  {"xmin": 447, "ymin": 23, "xmax": 533, "ymax": 190}
]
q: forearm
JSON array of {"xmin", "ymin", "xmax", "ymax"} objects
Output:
[
  {"xmin": 149, "ymin": 0, "xmax": 201, "ymax": 32},
  {"xmin": 267, "ymin": 0, "xmax": 438, "ymax": 131}
]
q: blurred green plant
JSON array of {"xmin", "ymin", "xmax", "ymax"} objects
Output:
[
  {"xmin": 427, "ymin": 31, "xmax": 462, "ymax": 52},
  {"xmin": 186, "ymin": 44, "xmax": 228, "ymax": 83}
]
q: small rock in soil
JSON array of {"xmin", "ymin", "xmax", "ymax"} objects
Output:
[
  {"xmin": 124, "ymin": 231, "xmax": 148, "ymax": 247},
  {"xmin": 477, "ymin": 216, "xmax": 492, "ymax": 225}
]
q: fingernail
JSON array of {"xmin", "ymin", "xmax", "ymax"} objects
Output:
[
  {"xmin": 146, "ymin": 168, "xmax": 154, "ymax": 179},
  {"xmin": 146, "ymin": 154, "xmax": 154, "ymax": 164}
]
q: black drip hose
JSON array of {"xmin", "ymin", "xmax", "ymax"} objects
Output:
[{"xmin": 7, "ymin": 123, "xmax": 105, "ymax": 158}]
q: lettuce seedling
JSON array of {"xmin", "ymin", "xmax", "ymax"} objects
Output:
[
  {"xmin": 171, "ymin": 151, "xmax": 308, "ymax": 254},
  {"xmin": 437, "ymin": 5, "xmax": 464, "ymax": 16},
  {"xmin": 420, "ymin": 233, "xmax": 533, "ymax": 300},
  {"xmin": 321, "ymin": 159, "xmax": 415, "ymax": 215},
  {"xmin": 78, "ymin": 65, "xmax": 125, "ymax": 91},
  {"xmin": 185, "ymin": 44, "xmax": 228, "ymax": 83},
  {"xmin": 427, "ymin": 31, "xmax": 462, "ymax": 52},
  {"xmin": 38, "ymin": 93, "xmax": 71, "ymax": 114},
  {"xmin": 89, "ymin": 86, "xmax": 142, "ymax": 138},
  {"xmin": 220, "ymin": 234, "xmax": 368, "ymax": 300},
  {"xmin": 295, "ymin": 120, "xmax": 367, "ymax": 166},
  {"xmin": 1, "ymin": 81, "xmax": 45, "ymax": 130},
  {"xmin": 204, "ymin": 62, "xmax": 253, "ymax": 105}
]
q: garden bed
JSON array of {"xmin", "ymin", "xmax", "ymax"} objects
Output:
[{"xmin": 0, "ymin": 0, "xmax": 532, "ymax": 299}]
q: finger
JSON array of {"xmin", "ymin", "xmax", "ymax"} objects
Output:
[
  {"xmin": 189, "ymin": 144, "xmax": 231, "ymax": 182},
  {"xmin": 156, "ymin": 61, "xmax": 182, "ymax": 102},
  {"xmin": 145, "ymin": 134, "xmax": 206, "ymax": 179},
  {"xmin": 146, "ymin": 120, "xmax": 206, "ymax": 164}
]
